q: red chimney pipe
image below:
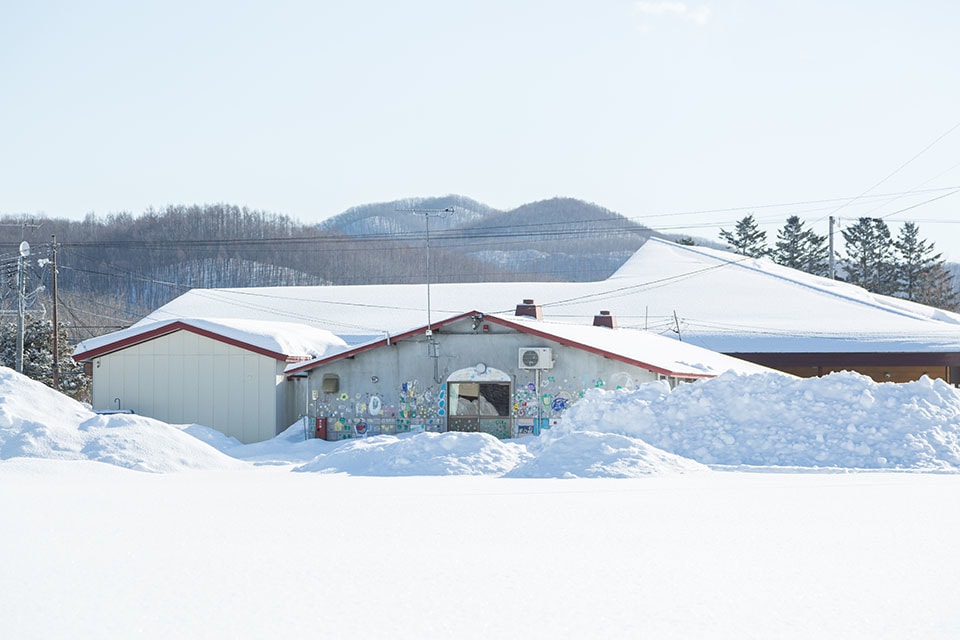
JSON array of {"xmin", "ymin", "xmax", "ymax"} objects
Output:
[
  {"xmin": 593, "ymin": 310, "xmax": 616, "ymax": 329},
  {"xmin": 515, "ymin": 299, "xmax": 543, "ymax": 320}
]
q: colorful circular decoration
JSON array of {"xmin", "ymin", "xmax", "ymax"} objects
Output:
[
  {"xmin": 355, "ymin": 420, "xmax": 367, "ymax": 435},
  {"xmin": 551, "ymin": 396, "xmax": 568, "ymax": 412},
  {"xmin": 339, "ymin": 392, "xmax": 349, "ymax": 401}
]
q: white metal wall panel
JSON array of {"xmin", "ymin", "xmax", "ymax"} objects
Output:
[{"xmin": 90, "ymin": 330, "xmax": 283, "ymax": 444}]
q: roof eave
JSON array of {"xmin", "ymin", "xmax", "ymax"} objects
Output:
[{"xmin": 74, "ymin": 321, "xmax": 299, "ymax": 362}]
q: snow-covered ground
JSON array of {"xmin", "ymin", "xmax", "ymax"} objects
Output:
[{"xmin": 3, "ymin": 366, "xmax": 960, "ymax": 638}]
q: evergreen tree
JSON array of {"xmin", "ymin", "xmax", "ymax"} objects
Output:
[
  {"xmin": 915, "ymin": 262, "xmax": 960, "ymax": 311},
  {"xmin": 893, "ymin": 222, "xmax": 959, "ymax": 309},
  {"xmin": 773, "ymin": 215, "xmax": 830, "ymax": 276},
  {"xmin": 894, "ymin": 221, "xmax": 939, "ymax": 301},
  {"xmin": 719, "ymin": 214, "xmax": 770, "ymax": 257},
  {"xmin": 0, "ymin": 319, "xmax": 90, "ymax": 400},
  {"xmin": 841, "ymin": 217, "xmax": 895, "ymax": 294}
]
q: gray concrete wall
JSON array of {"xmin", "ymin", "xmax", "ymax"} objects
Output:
[{"xmin": 304, "ymin": 318, "xmax": 659, "ymax": 439}]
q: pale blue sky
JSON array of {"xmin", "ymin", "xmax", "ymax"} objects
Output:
[{"xmin": 2, "ymin": 1, "xmax": 959, "ymax": 258}]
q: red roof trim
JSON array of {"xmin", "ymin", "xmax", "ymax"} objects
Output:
[
  {"xmin": 483, "ymin": 315, "xmax": 713, "ymax": 379},
  {"xmin": 74, "ymin": 321, "xmax": 298, "ymax": 362},
  {"xmin": 285, "ymin": 311, "xmax": 481, "ymax": 376},
  {"xmin": 285, "ymin": 311, "xmax": 713, "ymax": 379}
]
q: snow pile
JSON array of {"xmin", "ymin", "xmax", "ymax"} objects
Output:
[
  {"xmin": 186, "ymin": 421, "xmax": 343, "ymax": 465},
  {"xmin": 508, "ymin": 430, "xmax": 709, "ymax": 478},
  {"xmin": 0, "ymin": 368, "xmax": 244, "ymax": 473},
  {"xmin": 6, "ymin": 364, "xmax": 960, "ymax": 476},
  {"xmin": 294, "ymin": 431, "xmax": 531, "ymax": 476},
  {"xmin": 555, "ymin": 372, "xmax": 960, "ymax": 469}
]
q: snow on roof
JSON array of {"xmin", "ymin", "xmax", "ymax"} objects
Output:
[
  {"xmin": 284, "ymin": 310, "xmax": 777, "ymax": 379},
  {"xmin": 605, "ymin": 239, "xmax": 960, "ymax": 352},
  {"xmin": 74, "ymin": 317, "xmax": 349, "ymax": 362},
  {"xmin": 491, "ymin": 313, "xmax": 777, "ymax": 377},
  {"xmin": 131, "ymin": 238, "xmax": 960, "ymax": 354}
]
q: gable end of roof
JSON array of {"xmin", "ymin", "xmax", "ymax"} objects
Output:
[{"xmin": 74, "ymin": 321, "xmax": 297, "ymax": 362}]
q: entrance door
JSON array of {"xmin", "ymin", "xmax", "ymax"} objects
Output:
[{"xmin": 446, "ymin": 368, "xmax": 513, "ymax": 439}]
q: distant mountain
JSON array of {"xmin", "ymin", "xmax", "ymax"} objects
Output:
[
  {"xmin": 319, "ymin": 195, "xmax": 667, "ymax": 281},
  {"xmin": 317, "ymin": 195, "xmax": 493, "ymax": 236}
]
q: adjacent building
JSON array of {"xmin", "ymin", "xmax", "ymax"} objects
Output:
[{"xmin": 73, "ymin": 318, "xmax": 347, "ymax": 443}]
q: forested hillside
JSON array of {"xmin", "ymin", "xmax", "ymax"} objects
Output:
[
  {"xmin": 5, "ymin": 197, "xmax": 953, "ymax": 349},
  {"xmin": 0, "ymin": 198, "xmax": 657, "ymax": 343},
  {"xmin": 320, "ymin": 196, "xmax": 663, "ymax": 280}
]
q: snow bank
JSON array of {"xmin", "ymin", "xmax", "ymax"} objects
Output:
[
  {"xmin": 7, "ymin": 363, "xmax": 960, "ymax": 476},
  {"xmin": 187, "ymin": 420, "xmax": 343, "ymax": 465},
  {"xmin": 294, "ymin": 431, "xmax": 531, "ymax": 476},
  {"xmin": 0, "ymin": 367, "xmax": 244, "ymax": 472},
  {"xmin": 508, "ymin": 430, "xmax": 708, "ymax": 478},
  {"xmin": 555, "ymin": 372, "xmax": 960, "ymax": 469}
]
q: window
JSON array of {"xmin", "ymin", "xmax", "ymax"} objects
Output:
[
  {"xmin": 321, "ymin": 374, "xmax": 340, "ymax": 394},
  {"xmin": 449, "ymin": 382, "xmax": 510, "ymax": 417}
]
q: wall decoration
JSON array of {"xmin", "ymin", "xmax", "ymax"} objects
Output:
[
  {"xmin": 609, "ymin": 372, "xmax": 638, "ymax": 390},
  {"xmin": 447, "ymin": 366, "xmax": 511, "ymax": 383},
  {"xmin": 369, "ymin": 395, "xmax": 382, "ymax": 416}
]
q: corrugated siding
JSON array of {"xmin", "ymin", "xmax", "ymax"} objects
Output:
[{"xmin": 91, "ymin": 330, "xmax": 280, "ymax": 443}]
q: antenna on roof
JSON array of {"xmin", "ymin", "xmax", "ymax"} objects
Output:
[
  {"xmin": 397, "ymin": 205, "xmax": 456, "ymax": 383},
  {"xmin": 396, "ymin": 206, "xmax": 455, "ymax": 333}
]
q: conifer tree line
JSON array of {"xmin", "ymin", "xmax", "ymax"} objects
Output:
[
  {"xmin": 718, "ymin": 214, "xmax": 959, "ymax": 311},
  {"xmin": 0, "ymin": 319, "xmax": 89, "ymax": 400}
]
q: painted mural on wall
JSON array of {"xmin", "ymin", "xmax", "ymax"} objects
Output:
[
  {"xmin": 318, "ymin": 378, "xmax": 445, "ymax": 440},
  {"xmin": 316, "ymin": 367, "xmax": 642, "ymax": 440},
  {"xmin": 513, "ymin": 372, "xmax": 638, "ymax": 419}
]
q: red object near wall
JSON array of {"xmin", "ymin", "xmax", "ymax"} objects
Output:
[{"xmin": 314, "ymin": 417, "xmax": 327, "ymax": 440}]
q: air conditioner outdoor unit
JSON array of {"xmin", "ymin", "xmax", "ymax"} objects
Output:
[{"xmin": 519, "ymin": 347, "xmax": 553, "ymax": 370}]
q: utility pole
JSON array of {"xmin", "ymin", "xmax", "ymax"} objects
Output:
[
  {"xmin": 828, "ymin": 216, "xmax": 836, "ymax": 280},
  {"xmin": 51, "ymin": 236, "xmax": 60, "ymax": 390},
  {"xmin": 397, "ymin": 206, "xmax": 455, "ymax": 384},
  {"xmin": 398, "ymin": 206, "xmax": 454, "ymax": 335},
  {"xmin": 2, "ymin": 220, "xmax": 41, "ymax": 374},
  {"xmin": 16, "ymin": 240, "xmax": 29, "ymax": 373}
]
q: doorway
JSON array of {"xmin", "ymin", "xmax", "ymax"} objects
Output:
[{"xmin": 446, "ymin": 371, "xmax": 513, "ymax": 438}]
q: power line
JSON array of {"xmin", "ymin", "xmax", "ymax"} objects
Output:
[{"xmin": 813, "ymin": 119, "xmax": 960, "ymax": 226}]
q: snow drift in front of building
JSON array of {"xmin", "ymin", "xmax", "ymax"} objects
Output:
[
  {"xmin": 553, "ymin": 372, "xmax": 960, "ymax": 469},
  {"xmin": 5, "ymin": 366, "xmax": 960, "ymax": 475},
  {"xmin": 0, "ymin": 368, "xmax": 245, "ymax": 472}
]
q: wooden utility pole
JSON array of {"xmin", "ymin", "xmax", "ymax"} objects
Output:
[{"xmin": 51, "ymin": 235, "xmax": 60, "ymax": 391}]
